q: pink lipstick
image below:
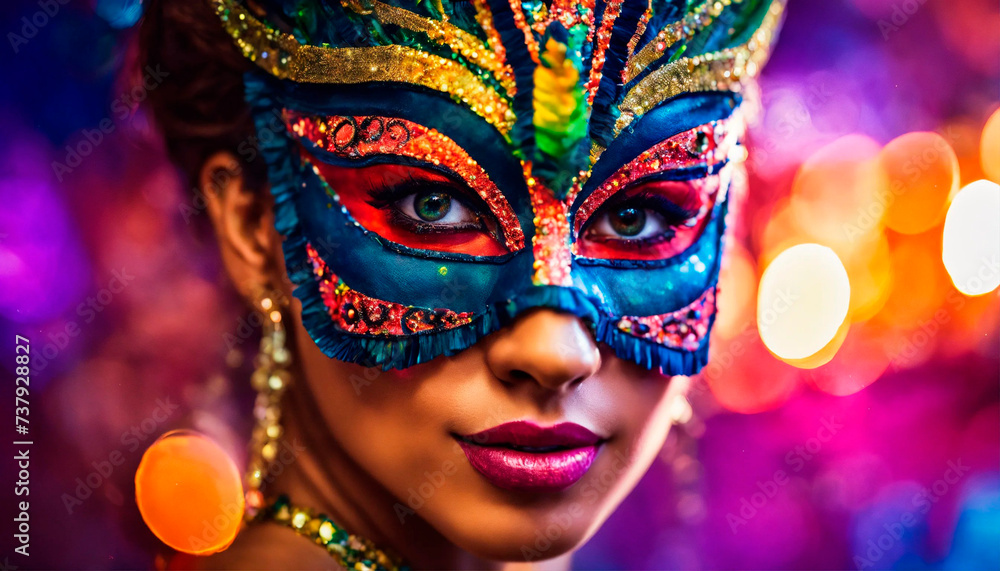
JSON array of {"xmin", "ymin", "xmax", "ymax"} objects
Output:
[{"xmin": 456, "ymin": 421, "xmax": 603, "ymax": 493}]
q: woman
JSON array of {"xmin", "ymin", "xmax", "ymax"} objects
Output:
[{"xmin": 135, "ymin": 0, "xmax": 785, "ymax": 568}]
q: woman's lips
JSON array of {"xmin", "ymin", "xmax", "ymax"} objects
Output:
[{"xmin": 456, "ymin": 421, "xmax": 603, "ymax": 493}]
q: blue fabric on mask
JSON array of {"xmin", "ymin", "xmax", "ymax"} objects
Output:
[{"xmin": 246, "ymin": 74, "xmax": 738, "ymax": 374}]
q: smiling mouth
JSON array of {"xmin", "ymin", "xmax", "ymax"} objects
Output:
[{"xmin": 454, "ymin": 421, "xmax": 605, "ymax": 493}]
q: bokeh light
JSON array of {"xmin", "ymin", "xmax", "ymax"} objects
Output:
[
  {"xmin": 879, "ymin": 132, "xmax": 960, "ymax": 235},
  {"xmin": 803, "ymin": 320, "xmax": 896, "ymax": 396},
  {"xmin": 703, "ymin": 332, "xmax": 799, "ymax": 414},
  {"xmin": 982, "ymin": 108, "xmax": 1000, "ymax": 182},
  {"xmin": 135, "ymin": 431, "xmax": 244, "ymax": 556},
  {"xmin": 757, "ymin": 244, "xmax": 851, "ymax": 362},
  {"xmin": 787, "ymin": 135, "xmax": 887, "ymax": 254},
  {"xmin": 942, "ymin": 179, "xmax": 1000, "ymax": 296},
  {"xmin": 5, "ymin": 0, "xmax": 998, "ymax": 569},
  {"xmin": 714, "ymin": 241, "xmax": 758, "ymax": 340},
  {"xmin": 875, "ymin": 230, "xmax": 953, "ymax": 333}
]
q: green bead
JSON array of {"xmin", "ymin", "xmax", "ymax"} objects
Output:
[
  {"xmin": 331, "ymin": 527, "xmax": 349, "ymax": 544},
  {"xmin": 271, "ymin": 495, "xmax": 291, "ymax": 521}
]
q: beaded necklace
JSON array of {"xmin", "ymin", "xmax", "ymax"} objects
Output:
[{"xmin": 259, "ymin": 495, "xmax": 408, "ymax": 571}]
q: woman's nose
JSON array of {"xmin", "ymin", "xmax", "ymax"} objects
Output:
[{"xmin": 485, "ymin": 309, "xmax": 601, "ymax": 391}]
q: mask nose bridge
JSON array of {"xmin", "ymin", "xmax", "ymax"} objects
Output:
[{"xmin": 493, "ymin": 284, "xmax": 603, "ymax": 331}]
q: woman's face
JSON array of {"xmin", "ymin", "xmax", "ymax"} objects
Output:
[
  {"xmin": 290, "ymin": 297, "xmax": 689, "ymax": 560},
  {"xmin": 229, "ymin": 32, "xmax": 730, "ymax": 563},
  {"xmin": 239, "ymin": 88, "xmax": 729, "ymax": 563}
]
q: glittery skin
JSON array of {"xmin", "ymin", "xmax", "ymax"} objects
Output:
[
  {"xmin": 288, "ymin": 112, "xmax": 526, "ymax": 252},
  {"xmin": 617, "ymin": 287, "xmax": 716, "ymax": 351},
  {"xmin": 307, "ymin": 243, "xmax": 474, "ymax": 335}
]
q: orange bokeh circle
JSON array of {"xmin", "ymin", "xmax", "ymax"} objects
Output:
[
  {"xmin": 879, "ymin": 132, "xmax": 959, "ymax": 235},
  {"xmin": 135, "ymin": 431, "xmax": 244, "ymax": 556},
  {"xmin": 982, "ymin": 107, "xmax": 1000, "ymax": 183}
]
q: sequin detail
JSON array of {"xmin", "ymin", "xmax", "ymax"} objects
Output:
[
  {"xmin": 209, "ymin": 0, "xmax": 514, "ymax": 136},
  {"xmin": 524, "ymin": 162, "xmax": 581, "ymax": 287},
  {"xmin": 622, "ymin": 0, "xmax": 746, "ymax": 84},
  {"xmin": 575, "ymin": 120, "xmax": 734, "ymax": 234},
  {"xmin": 615, "ymin": 0, "xmax": 785, "ymax": 134},
  {"xmin": 507, "ymin": 0, "xmax": 598, "ymax": 63},
  {"xmin": 471, "ymin": 0, "xmax": 510, "ymax": 70},
  {"xmin": 341, "ymin": 0, "xmax": 516, "ymax": 95},
  {"xmin": 307, "ymin": 243, "xmax": 474, "ymax": 336},
  {"xmin": 262, "ymin": 495, "xmax": 405, "ymax": 571},
  {"xmin": 616, "ymin": 287, "xmax": 716, "ymax": 351},
  {"xmin": 288, "ymin": 112, "xmax": 525, "ymax": 251},
  {"xmin": 585, "ymin": 0, "xmax": 623, "ymax": 104}
]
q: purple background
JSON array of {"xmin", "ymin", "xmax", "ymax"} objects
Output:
[{"xmin": 0, "ymin": 0, "xmax": 997, "ymax": 569}]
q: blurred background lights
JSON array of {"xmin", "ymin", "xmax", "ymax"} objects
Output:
[
  {"xmin": 942, "ymin": 179, "xmax": 1000, "ymax": 296},
  {"xmin": 757, "ymin": 244, "xmax": 851, "ymax": 362},
  {"xmin": 95, "ymin": 0, "xmax": 144, "ymax": 29},
  {"xmin": 135, "ymin": 431, "xmax": 244, "ymax": 556},
  {"xmin": 981, "ymin": 107, "xmax": 1000, "ymax": 183},
  {"xmin": 787, "ymin": 135, "xmax": 887, "ymax": 253},
  {"xmin": 879, "ymin": 132, "xmax": 960, "ymax": 235}
]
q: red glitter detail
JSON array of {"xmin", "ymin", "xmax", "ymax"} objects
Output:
[
  {"xmin": 617, "ymin": 288, "xmax": 716, "ymax": 351},
  {"xmin": 507, "ymin": 0, "xmax": 597, "ymax": 62},
  {"xmin": 544, "ymin": 0, "xmax": 596, "ymax": 35},
  {"xmin": 507, "ymin": 0, "xmax": 541, "ymax": 63},
  {"xmin": 575, "ymin": 120, "xmax": 734, "ymax": 234},
  {"xmin": 306, "ymin": 243, "xmax": 474, "ymax": 336},
  {"xmin": 585, "ymin": 0, "xmax": 623, "ymax": 105},
  {"xmin": 471, "ymin": 0, "xmax": 514, "ymax": 92},
  {"xmin": 524, "ymin": 162, "xmax": 578, "ymax": 287},
  {"xmin": 287, "ymin": 112, "xmax": 525, "ymax": 252}
]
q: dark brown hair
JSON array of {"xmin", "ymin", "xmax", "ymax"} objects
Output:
[{"xmin": 136, "ymin": 0, "xmax": 268, "ymax": 194}]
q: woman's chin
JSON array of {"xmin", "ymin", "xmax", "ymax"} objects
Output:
[
  {"xmin": 446, "ymin": 524, "xmax": 589, "ymax": 563},
  {"xmin": 428, "ymin": 497, "xmax": 605, "ymax": 563}
]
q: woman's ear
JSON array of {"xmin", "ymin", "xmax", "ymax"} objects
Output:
[{"xmin": 200, "ymin": 151, "xmax": 285, "ymax": 300}]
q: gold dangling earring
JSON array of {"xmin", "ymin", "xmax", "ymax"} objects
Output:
[{"xmin": 244, "ymin": 293, "xmax": 292, "ymax": 521}]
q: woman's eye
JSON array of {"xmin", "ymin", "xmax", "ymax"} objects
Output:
[
  {"xmin": 413, "ymin": 192, "xmax": 451, "ymax": 221},
  {"xmin": 305, "ymin": 158, "xmax": 511, "ymax": 256},
  {"xmin": 396, "ymin": 190, "xmax": 477, "ymax": 226},
  {"xmin": 587, "ymin": 206, "xmax": 673, "ymax": 241},
  {"xmin": 576, "ymin": 177, "xmax": 721, "ymax": 261}
]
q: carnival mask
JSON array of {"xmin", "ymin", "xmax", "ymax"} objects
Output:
[{"xmin": 211, "ymin": 0, "xmax": 785, "ymax": 373}]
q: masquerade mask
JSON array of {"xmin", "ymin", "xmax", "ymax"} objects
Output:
[{"xmin": 211, "ymin": 0, "xmax": 785, "ymax": 374}]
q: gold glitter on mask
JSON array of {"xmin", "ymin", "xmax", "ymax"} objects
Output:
[
  {"xmin": 341, "ymin": 0, "xmax": 516, "ymax": 95},
  {"xmin": 209, "ymin": 0, "xmax": 515, "ymax": 136},
  {"xmin": 615, "ymin": 0, "xmax": 784, "ymax": 135},
  {"xmin": 622, "ymin": 0, "xmax": 745, "ymax": 85}
]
